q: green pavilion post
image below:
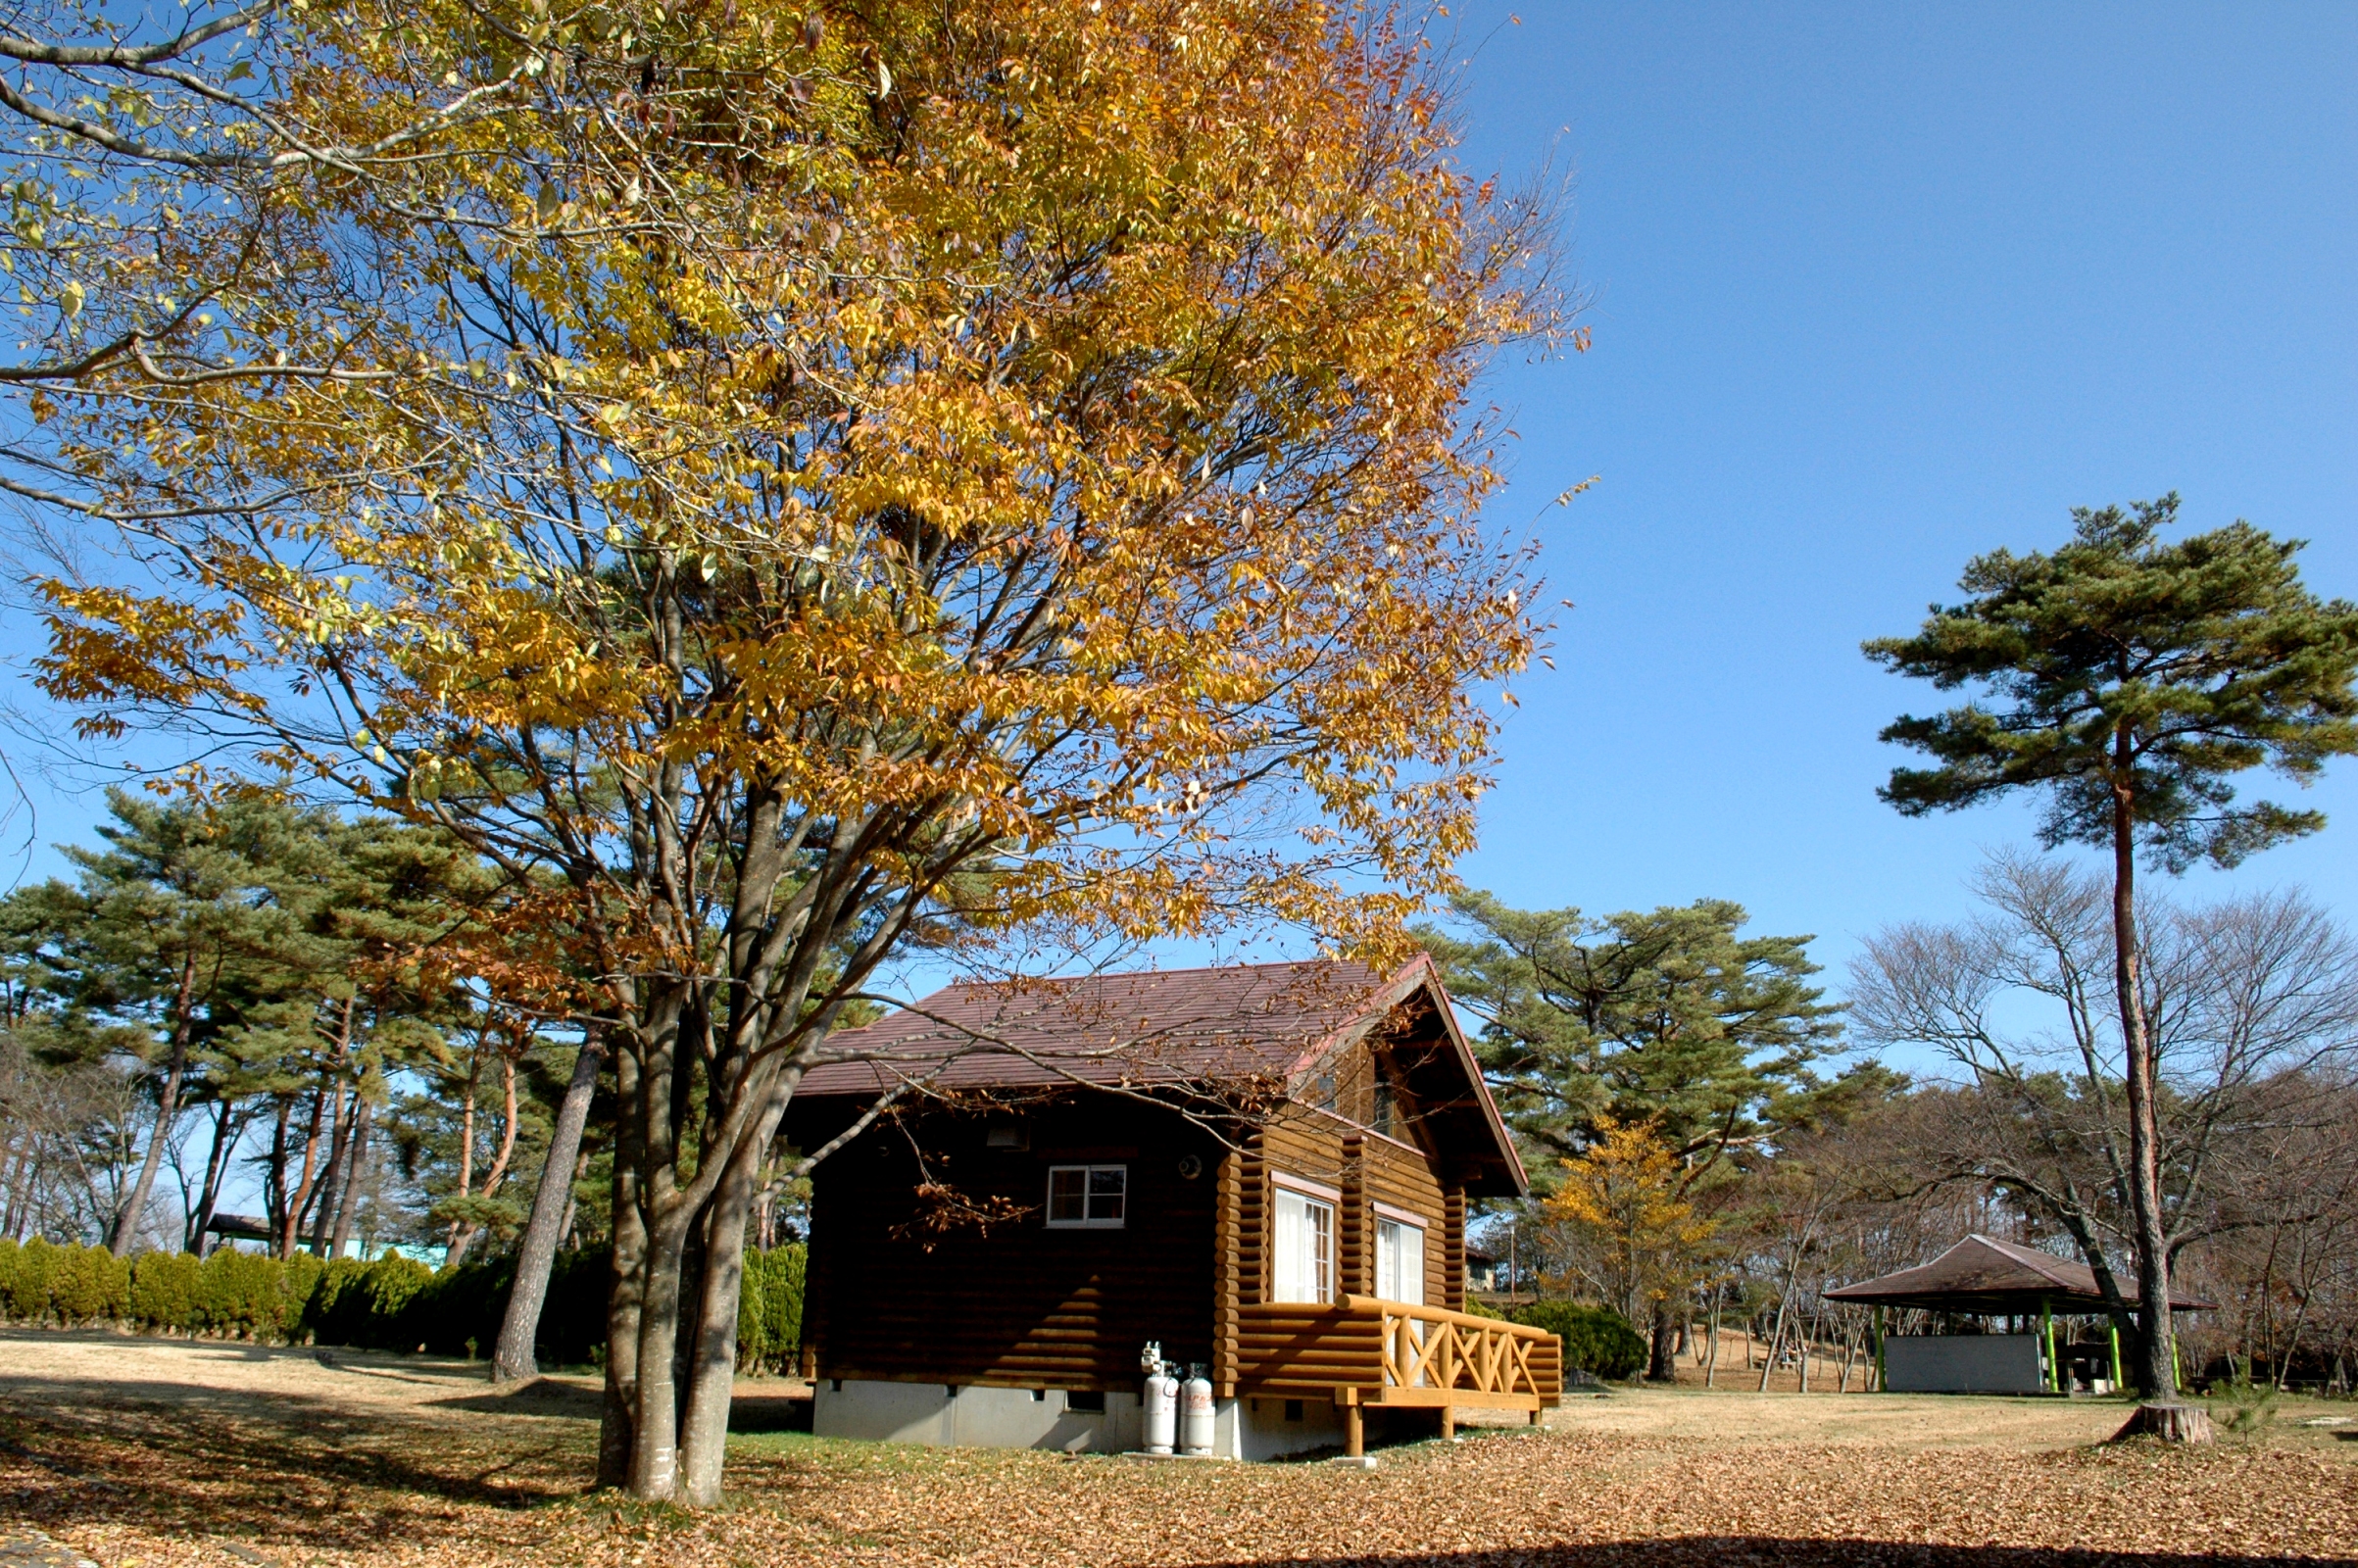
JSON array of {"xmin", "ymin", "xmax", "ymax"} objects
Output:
[{"xmin": 2039, "ymin": 1298, "xmax": 2058, "ymax": 1393}]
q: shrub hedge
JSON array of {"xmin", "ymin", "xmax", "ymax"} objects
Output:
[
  {"xmin": 1508, "ymin": 1299, "xmax": 1648, "ymax": 1381},
  {"xmin": 0, "ymin": 1236, "xmax": 806, "ymax": 1370}
]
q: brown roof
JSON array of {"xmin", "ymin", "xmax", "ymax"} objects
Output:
[
  {"xmin": 796, "ymin": 956, "xmax": 1527, "ymax": 1193},
  {"xmin": 1822, "ymin": 1234, "xmax": 2212, "ymax": 1313},
  {"xmin": 799, "ymin": 958, "xmax": 1386, "ymax": 1094}
]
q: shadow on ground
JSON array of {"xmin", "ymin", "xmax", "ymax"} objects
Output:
[
  {"xmin": 727, "ymin": 1391, "xmax": 813, "ymax": 1434},
  {"xmin": 430, "ymin": 1378, "xmax": 604, "ymax": 1419},
  {"xmin": 1187, "ymin": 1546, "xmax": 2337, "ymax": 1568},
  {"xmin": 433, "ymin": 1379, "xmax": 811, "ymax": 1432}
]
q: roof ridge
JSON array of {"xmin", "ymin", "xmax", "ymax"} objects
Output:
[
  {"xmin": 916, "ymin": 956, "xmax": 1372, "ymax": 992},
  {"xmin": 1971, "ymin": 1233, "xmax": 2086, "ymax": 1285}
]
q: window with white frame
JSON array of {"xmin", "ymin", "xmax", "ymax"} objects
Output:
[
  {"xmin": 1272, "ymin": 1186, "xmax": 1336, "ymax": 1303},
  {"xmin": 1375, "ymin": 1215, "xmax": 1425, "ymax": 1306},
  {"xmin": 1045, "ymin": 1164, "xmax": 1127, "ymax": 1228}
]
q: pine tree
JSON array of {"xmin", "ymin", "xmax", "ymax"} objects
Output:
[{"xmin": 1425, "ymin": 895, "xmax": 1851, "ymax": 1173}]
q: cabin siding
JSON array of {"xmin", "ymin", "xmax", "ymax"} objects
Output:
[{"xmin": 807, "ymin": 1101, "xmax": 1224, "ymax": 1389}]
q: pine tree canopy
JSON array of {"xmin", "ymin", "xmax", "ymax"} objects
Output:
[
  {"xmin": 1419, "ymin": 893, "xmax": 1859, "ymax": 1183},
  {"xmin": 1862, "ymin": 494, "xmax": 2358, "ymax": 870}
]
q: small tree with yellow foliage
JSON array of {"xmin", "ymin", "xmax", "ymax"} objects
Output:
[{"xmin": 1542, "ymin": 1114, "xmax": 1719, "ymax": 1372}]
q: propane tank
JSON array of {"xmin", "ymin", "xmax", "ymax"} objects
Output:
[
  {"xmin": 1180, "ymin": 1362, "xmax": 1215, "ymax": 1457},
  {"xmin": 1140, "ymin": 1344, "xmax": 1177, "ymax": 1454}
]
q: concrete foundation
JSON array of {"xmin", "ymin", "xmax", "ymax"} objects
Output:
[
  {"xmin": 813, "ymin": 1380, "xmax": 1145, "ymax": 1451},
  {"xmin": 812, "ymin": 1380, "xmax": 1439, "ymax": 1460},
  {"xmin": 1233, "ymin": 1394, "xmax": 1347, "ymax": 1459}
]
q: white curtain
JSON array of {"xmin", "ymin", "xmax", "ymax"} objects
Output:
[
  {"xmin": 1275, "ymin": 1190, "xmax": 1306, "ymax": 1303},
  {"xmin": 1376, "ymin": 1218, "xmax": 1425, "ymax": 1306}
]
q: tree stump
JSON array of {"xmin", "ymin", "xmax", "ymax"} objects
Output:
[{"xmin": 2111, "ymin": 1402, "xmax": 2216, "ymax": 1445}]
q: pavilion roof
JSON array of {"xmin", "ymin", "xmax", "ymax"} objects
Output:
[{"xmin": 1822, "ymin": 1234, "xmax": 2212, "ymax": 1314}]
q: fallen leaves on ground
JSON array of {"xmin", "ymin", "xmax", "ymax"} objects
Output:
[{"xmin": 3, "ymin": 1383, "xmax": 2353, "ymax": 1567}]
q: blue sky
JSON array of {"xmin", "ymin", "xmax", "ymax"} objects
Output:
[{"xmin": 1430, "ymin": 0, "xmax": 2358, "ymax": 994}]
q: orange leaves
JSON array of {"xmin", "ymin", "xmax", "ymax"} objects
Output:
[{"xmin": 32, "ymin": 583, "xmax": 262, "ymax": 739}]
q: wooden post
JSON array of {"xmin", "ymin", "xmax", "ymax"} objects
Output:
[
  {"xmin": 1213, "ymin": 1149, "xmax": 1242, "ymax": 1396},
  {"xmin": 1343, "ymin": 1395, "xmax": 1364, "ymax": 1458},
  {"xmin": 1527, "ymin": 1406, "xmax": 1542, "ymax": 1427},
  {"xmin": 1339, "ymin": 1135, "xmax": 1367, "ymax": 1298},
  {"xmin": 1443, "ymin": 1186, "xmax": 1466, "ymax": 1311},
  {"xmin": 1439, "ymin": 1404, "xmax": 1455, "ymax": 1441}
]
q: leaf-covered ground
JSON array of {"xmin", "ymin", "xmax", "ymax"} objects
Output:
[{"xmin": 2, "ymin": 1331, "xmax": 2353, "ymax": 1568}]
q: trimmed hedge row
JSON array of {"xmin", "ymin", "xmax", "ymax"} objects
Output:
[
  {"xmin": 0, "ymin": 1237, "xmax": 806, "ymax": 1370},
  {"xmin": 1507, "ymin": 1299, "xmax": 1648, "ymax": 1381},
  {"xmin": 737, "ymin": 1242, "xmax": 806, "ymax": 1373}
]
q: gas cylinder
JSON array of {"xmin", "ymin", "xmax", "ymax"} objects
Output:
[
  {"xmin": 1180, "ymin": 1363, "xmax": 1215, "ymax": 1456},
  {"xmin": 1140, "ymin": 1345, "xmax": 1177, "ymax": 1454}
]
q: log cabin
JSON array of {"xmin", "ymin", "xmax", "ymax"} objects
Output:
[{"xmin": 783, "ymin": 956, "xmax": 1562, "ymax": 1459}]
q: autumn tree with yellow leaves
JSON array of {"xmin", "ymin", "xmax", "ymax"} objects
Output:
[
  {"xmin": 1543, "ymin": 1115, "xmax": 1720, "ymax": 1351},
  {"xmin": 9, "ymin": 0, "xmax": 1565, "ymax": 1501}
]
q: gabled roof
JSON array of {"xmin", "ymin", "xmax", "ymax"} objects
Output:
[
  {"xmin": 1822, "ymin": 1234, "xmax": 2212, "ymax": 1313},
  {"xmin": 794, "ymin": 956, "xmax": 1527, "ymax": 1194}
]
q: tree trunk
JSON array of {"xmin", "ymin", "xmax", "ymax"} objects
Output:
[
  {"xmin": 327, "ymin": 1096, "xmax": 373, "ymax": 1259},
  {"xmin": 1647, "ymin": 1301, "xmax": 1679, "ymax": 1382},
  {"xmin": 0, "ymin": 1136, "xmax": 22, "ymax": 1240},
  {"xmin": 304, "ymin": 1081, "xmax": 353, "ymax": 1255},
  {"xmin": 2113, "ymin": 1402, "xmax": 2215, "ymax": 1444},
  {"xmin": 558, "ymin": 1148, "xmax": 586, "ymax": 1249},
  {"xmin": 278, "ymin": 1087, "xmax": 329, "ymax": 1259},
  {"xmin": 493, "ymin": 1026, "xmax": 606, "ymax": 1386},
  {"xmin": 112, "ymin": 956, "xmax": 199, "ymax": 1256},
  {"xmin": 2110, "ymin": 738, "xmax": 2179, "ymax": 1405},
  {"xmin": 264, "ymin": 1094, "xmax": 293, "ymax": 1242},
  {"xmin": 186, "ymin": 1100, "xmax": 243, "ymax": 1254},
  {"xmin": 628, "ymin": 1217, "xmax": 691, "ymax": 1499},
  {"xmin": 1703, "ymin": 1281, "xmax": 1722, "ymax": 1390},
  {"xmin": 678, "ymin": 1092, "xmax": 787, "ymax": 1504},
  {"xmin": 446, "ymin": 1051, "xmax": 480, "ymax": 1259},
  {"xmin": 598, "ymin": 1038, "xmax": 647, "ymax": 1491}
]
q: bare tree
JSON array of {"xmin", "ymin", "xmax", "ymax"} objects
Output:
[{"xmin": 1851, "ymin": 853, "xmax": 2358, "ymax": 1390}]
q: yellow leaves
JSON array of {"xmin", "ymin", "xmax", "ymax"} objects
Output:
[
  {"xmin": 28, "ymin": 0, "xmax": 1556, "ymax": 980},
  {"xmin": 32, "ymin": 581, "xmax": 261, "ymax": 739},
  {"xmin": 1547, "ymin": 1114, "xmax": 1720, "ymax": 1303}
]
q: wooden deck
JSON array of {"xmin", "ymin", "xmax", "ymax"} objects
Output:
[{"xmin": 1236, "ymin": 1295, "xmax": 1562, "ymax": 1454}]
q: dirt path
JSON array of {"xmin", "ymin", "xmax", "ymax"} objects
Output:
[{"xmin": 3, "ymin": 1329, "xmax": 2354, "ymax": 1568}]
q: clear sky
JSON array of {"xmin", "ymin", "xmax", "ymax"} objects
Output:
[
  {"xmin": 1431, "ymin": 0, "xmax": 2358, "ymax": 988},
  {"xmin": 3, "ymin": 2, "xmax": 2353, "ymax": 1014}
]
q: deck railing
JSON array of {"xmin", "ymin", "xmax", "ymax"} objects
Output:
[{"xmin": 1234, "ymin": 1294, "xmax": 1562, "ymax": 1407}]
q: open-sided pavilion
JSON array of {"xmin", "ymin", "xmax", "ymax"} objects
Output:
[{"xmin": 1824, "ymin": 1235, "xmax": 2209, "ymax": 1395}]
